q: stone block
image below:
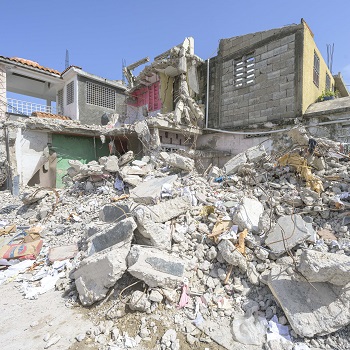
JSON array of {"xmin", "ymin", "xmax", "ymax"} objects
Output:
[
  {"xmin": 265, "ymin": 215, "xmax": 311, "ymax": 255},
  {"xmin": 163, "ymin": 153, "xmax": 194, "ymax": 172},
  {"xmin": 130, "ymin": 175, "xmax": 178, "ymax": 204},
  {"xmin": 224, "ymin": 153, "xmax": 247, "ymax": 175},
  {"xmin": 233, "ymin": 197, "xmax": 264, "ymax": 232},
  {"xmin": 127, "ymin": 246, "xmax": 186, "ymax": 288},
  {"xmin": 298, "ymin": 250, "xmax": 350, "ymax": 285},
  {"xmin": 88, "ymin": 217, "xmax": 136, "ymax": 254},
  {"xmin": 99, "ymin": 204, "xmax": 130, "ymax": 223},
  {"xmin": 268, "ymin": 265, "xmax": 350, "ymax": 337}
]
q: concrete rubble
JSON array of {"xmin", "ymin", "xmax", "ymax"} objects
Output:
[{"xmin": 2, "ymin": 126, "xmax": 350, "ymax": 349}]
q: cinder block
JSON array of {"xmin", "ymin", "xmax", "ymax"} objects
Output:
[{"xmin": 281, "ymin": 34, "xmax": 295, "ymax": 45}]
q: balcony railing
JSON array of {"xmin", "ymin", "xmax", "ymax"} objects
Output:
[{"xmin": 6, "ymin": 98, "xmax": 56, "ymax": 116}]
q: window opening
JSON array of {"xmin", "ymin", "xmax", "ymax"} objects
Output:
[
  {"xmin": 234, "ymin": 54, "xmax": 255, "ymax": 88},
  {"xmin": 86, "ymin": 81, "xmax": 116, "ymax": 109}
]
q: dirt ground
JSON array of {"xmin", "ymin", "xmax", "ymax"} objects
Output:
[{"xmin": 0, "ymin": 281, "xmax": 94, "ymax": 350}]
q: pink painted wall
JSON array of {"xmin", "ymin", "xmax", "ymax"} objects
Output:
[{"xmin": 129, "ymin": 81, "xmax": 161, "ymax": 112}]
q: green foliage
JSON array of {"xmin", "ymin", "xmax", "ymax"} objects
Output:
[{"xmin": 317, "ymin": 90, "xmax": 338, "ymax": 102}]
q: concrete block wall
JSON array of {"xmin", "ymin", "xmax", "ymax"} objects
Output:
[
  {"xmin": 206, "ymin": 24, "xmax": 303, "ymax": 130},
  {"xmin": 219, "ymin": 33, "xmax": 297, "ymax": 128}
]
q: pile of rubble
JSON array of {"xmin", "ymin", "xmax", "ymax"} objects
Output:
[{"xmin": 1, "ymin": 126, "xmax": 350, "ymax": 349}]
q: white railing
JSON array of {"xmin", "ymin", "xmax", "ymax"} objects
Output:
[{"xmin": 6, "ymin": 98, "xmax": 56, "ymax": 116}]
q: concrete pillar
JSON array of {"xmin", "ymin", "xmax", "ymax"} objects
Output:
[
  {"xmin": 46, "ymin": 99, "xmax": 52, "ymax": 113},
  {"xmin": 0, "ymin": 64, "xmax": 6, "ymax": 120}
]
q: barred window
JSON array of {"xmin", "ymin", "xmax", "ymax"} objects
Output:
[
  {"xmin": 234, "ymin": 54, "xmax": 255, "ymax": 88},
  {"xmin": 313, "ymin": 52, "xmax": 320, "ymax": 87},
  {"xmin": 57, "ymin": 89, "xmax": 63, "ymax": 114},
  {"xmin": 66, "ymin": 81, "xmax": 74, "ymax": 105},
  {"xmin": 326, "ymin": 73, "xmax": 331, "ymax": 91},
  {"xmin": 86, "ymin": 81, "xmax": 116, "ymax": 109}
]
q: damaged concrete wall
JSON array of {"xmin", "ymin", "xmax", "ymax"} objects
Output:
[
  {"xmin": 77, "ymin": 75, "xmax": 126, "ymax": 126},
  {"xmin": 197, "ymin": 132, "xmax": 272, "ymax": 167},
  {"xmin": 16, "ymin": 129, "xmax": 49, "ymax": 186},
  {"xmin": 207, "ymin": 24, "xmax": 303, "ymax": 129}
]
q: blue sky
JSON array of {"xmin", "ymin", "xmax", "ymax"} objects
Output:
[{"xmin": 2, "ymin": 0, "xmax": 350, "ymax": 88}]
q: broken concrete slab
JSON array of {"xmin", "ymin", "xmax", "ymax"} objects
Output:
[
  {"xmin": 104, "ymin": 155, "xmax": 119, "ymax": 173},
  {"xmin": 233, "ymin": 197, "xmax": 264, "ymax": 232},
  {"xmin": 298, "ymin": 249, "xmax": 350, "ymax": 285},
  {"xmin": 160, "ymin": 152, "xmax": 194, "ymax": 172},
  {"xmin": 133, "ymin": 206, "xmax": 172, "ymax": 250},
  {"xmin": 130, "ymin": 175, "xmax": 178, "ymax": 204},
  {"xmin": 99, "ymin": 204, "xmax": 130, "ymax": 223},
  {"xmin": 118, "ymin": 151, "xmax": 134, "ymax": 166},
  {"xmin": 73, "ymin": 228, "xmax": 133, "ymax": 306},
  {"xmin": 268, "ymin": 265, "xmax": 350, "ymax": 337},
  {"xmin": 245, "ymin": 145, "xmax": 266, "ymax": 163},
  {"xmin": 265, "ymin": 215, "xmax": 311, "ymax": 255},
  {"xmin": 127, "ymin": 246, "xmax": 185, "ymax": 288},
  {"xmin": 224, "ymin": 153, "xmax": 247, "ymax": 175},
  {"xmin": 48, "ymin": 244, "xmax": 78, "ymax": 263},
  {"xmin": 88, "ymin": 217, "xmax": 137, "ymax": 254},
  {"xmin": 147, "ymin": 196, "xmax": 191, "ymax": 223},
  {"xmin": 217, "ymin": 239, "xmax": 247, "ymax": 272},
  {"xmin": 195, "ymin": 318, "xmax": 261, "ymax": 350}
]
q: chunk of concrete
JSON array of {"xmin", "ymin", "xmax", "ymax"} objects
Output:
[
  {"xmin": 129, "ymin": 290, "xmax": 151, "ymax": 312},
  {"xmin": 134, "ymin": 206, "xmax": 172, "ymax": 250},
  {"xmin": 73, "ymin": 224, "xmax": 134, "ymax": 305},
  {"xmin": 99, "ymin": 204, "xmax": 130, "ymax": 223},
  {"xmin": 104, "ymin": 155, "xmax": 119, "ymax": 173},
  {"xmin": 127, "ymin": 246, "xmax": 185, "ymax": 288},
  {"xmin": 298, "ymin": 250, "xmax": 350, "ymax": 285},
  {"xmin": 265, "ymin": 215, "xmax": 311, "ymax": 255},
  {"xmin": 217, "ymin": 239, "xmax": 247, "ymax": 272},
  {"xmin": 245, "ymin": 145, "xmax": 266, "ymax": 163},
  {"xmin": 224, "ymin": 153, "xmax": 247, "ymax": 175},
  {"xmin": 130, "ymin": 175, "xmax": 178, "ymax": 204},
  {"xmin": 118, "ymin": 151, "xmax": 134, "ymax": 166},
  {"xmin": 148, "ymin": 196, "xmax": 191, "ymax": 223},
  {"xmin": 88, "ymin": 217, "xmax": 136, "ymax": 254},
  {"xmin": 160, "ymin": 152, "xmax": 194, "ymax": 172},
  {"xmin": 233, "ymin": 197, "xmax": 264, "ymax": 232},
  {"xmin": 195, "ymin": 318, "xmax": 261, "ymax": 350},
  {"xmin": 268, "ymin": 265, "xmax": 350, "ymax": 337}
]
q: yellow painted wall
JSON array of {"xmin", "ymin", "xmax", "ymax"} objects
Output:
[
  {"xmin": 159, "ymin": 73, "xmax": 174, "ymax": 113},
  {"xmin": 302, "ymin": 22, "xmax": 334, "ymax": 113}
]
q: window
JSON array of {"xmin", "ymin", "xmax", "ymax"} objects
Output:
[
  {"xmin": 66, "ymin": 81, "xmax": 74, "ymax": 105},
  {"xmin": 326, "ymin": 73, "xmax": 331, "ymax": 91},
  {"xmin": 313, "ymin": 52, "xmax": 320, "ymax": 87},
  {"xmin": 234, "ymin": 54, "xmax": 255, "ymax": 88},
  {"xmin": 57, "ymin": 89, "xmax": 63, "ymax": 114},
  {"xmin": 165, "ymin": 132, "xmax": 168, "ymax": 138},
  {"xmin": 86, "ymin": 81, "xmax": 116, "ymax": 109}
]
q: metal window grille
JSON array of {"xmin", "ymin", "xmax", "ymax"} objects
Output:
[
  {"xmin": 86, "ymin": 81, "xmax": 116, "ymax": 109},
  {"xmin": 313, "ymin": 52, "xmax": 320, "ymax": 87},
  {"xmin": 326, "ymin": 73, "xmax": 331, "ymax": 91},
  {"xmin": 67, "ymin": 81, "xmax": 74, "ymax": 105},
  {"xmin": 234, "ymin": 54, "xmax": 255, "ymax": 88},
  {"xmin": 57, "ymin": 89, "xmax": 63, "ymax": 114}
]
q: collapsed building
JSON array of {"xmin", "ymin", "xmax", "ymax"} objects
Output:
[{"xmin": 1, "ymin": 18, "xmax": 350, "ymax": 350}]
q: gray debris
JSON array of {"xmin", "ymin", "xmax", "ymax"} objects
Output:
[
  {"xmin": 127, "ymin": 246, "xmax": 185, "ymax": 288},
  {"xmin": 265, "ymin": 215, "xmax": 312, "ymax": 255},
  {"xmin": 298, "ymin": 249, "xmax": 350, "ymax": 285},
  {"xmin": 268, "ymin": 265, "xmax": 350, "ymax": 337},
  {"xmin": 130, "ymin": 175, "xmax": 178, "ymax": 204}
]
